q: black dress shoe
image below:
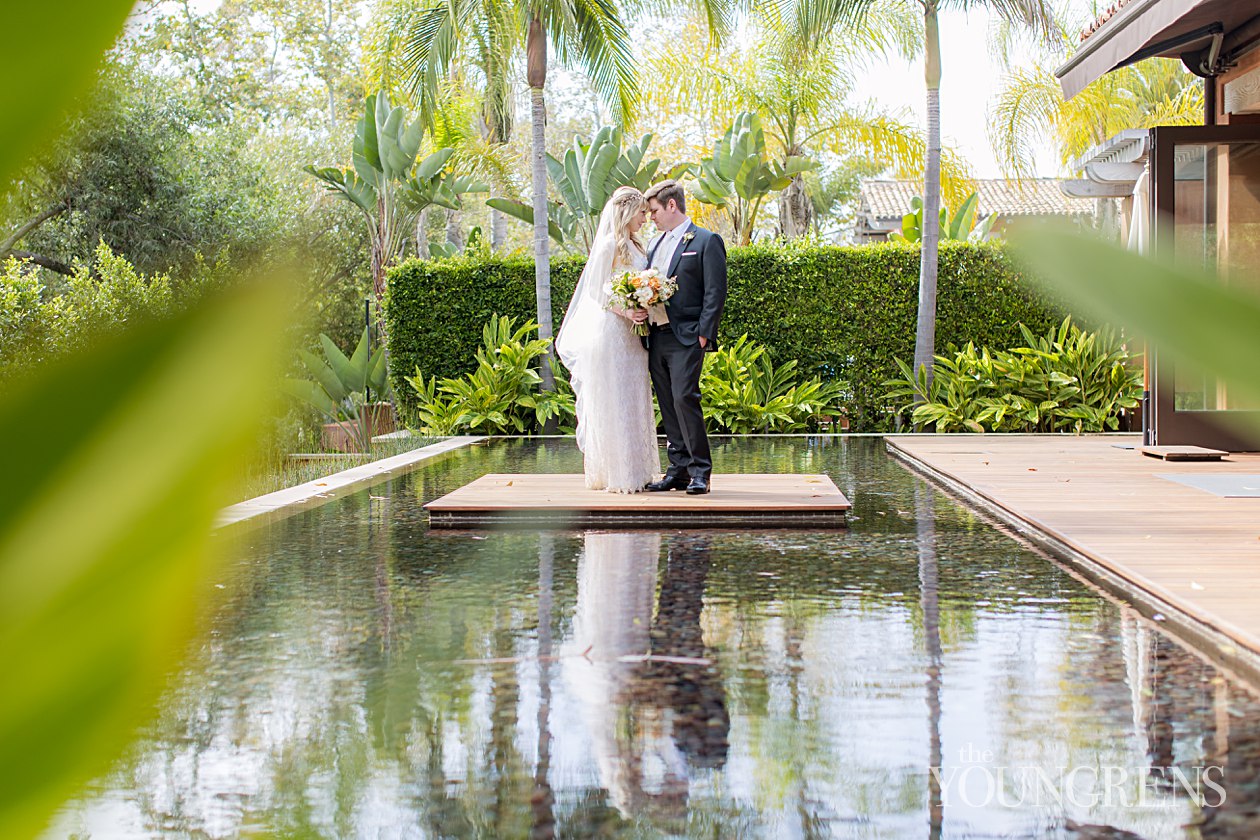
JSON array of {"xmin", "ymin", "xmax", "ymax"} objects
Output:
[
  {"xmin": 686, "ymin": 476, "xmax": 710, "ymax": 495},
  {"xmin": 645, "ymin": 474, "xmax": 688, "ymax": 492}
]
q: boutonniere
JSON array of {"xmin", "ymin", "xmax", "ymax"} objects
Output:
[{"xmin": 682, "ymin": 231, "xmax": 695, "ymax": 243}]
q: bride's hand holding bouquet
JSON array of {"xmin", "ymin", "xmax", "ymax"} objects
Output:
[{"xmin": 607, "ymin": 267, "xmax": 677, "ymax": 336}]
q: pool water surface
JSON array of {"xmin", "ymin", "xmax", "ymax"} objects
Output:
[{"xmin": 48, "ymin": 438, "xmax": 1260, "ymax": 838}]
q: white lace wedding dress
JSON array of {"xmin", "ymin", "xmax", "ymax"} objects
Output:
[{"xmin": 555, "ymin": 218, "xmax": 660, "ymax": 493}]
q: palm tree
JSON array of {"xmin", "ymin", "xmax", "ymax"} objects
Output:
[
  {"xmin": 369, "ymin": 0, "xmax": 640, "ymax": 392},
  {"xmin": 368, "ymin": 0, "xmax": 521, "ymax": 252},
  {"xmin": 646, "ymin": 20, "xmax": 975, "ymax": 239},
  {"xmin": 990, "ymin": 55, "xmax": 1202, "ymax": 179},
  {"xmin": 795, "ymin": 0, "xmax": 1056, "ymax": 387}
]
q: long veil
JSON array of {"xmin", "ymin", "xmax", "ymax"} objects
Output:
[{"xmin": 555, "ymin": 207, "xmax": 621, "ymax": 453}]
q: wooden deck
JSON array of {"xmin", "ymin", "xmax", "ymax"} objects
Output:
[
  {"xmin": 887, "ymin": 434, "xmax": 1260, "ymax": 672},
  {"xmin": 425, "ymin": 473, "xmax": 850, "ymax": 528}
]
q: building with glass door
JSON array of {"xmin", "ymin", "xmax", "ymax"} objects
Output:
[{"xmin": 1057, "ymin": 0, "xmax": 1260, "ymax": 450}]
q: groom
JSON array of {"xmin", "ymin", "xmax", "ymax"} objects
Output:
[{"xmin": 635, "ymin": 179, "xmax": 726, "ymax": 496}]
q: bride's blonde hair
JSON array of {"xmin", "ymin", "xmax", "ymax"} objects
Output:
[{"xmin": 606, "ymin": 186, "xmax": 646, "ymax": 267}]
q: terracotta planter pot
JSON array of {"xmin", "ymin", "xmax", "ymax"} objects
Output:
[
  {"xmin": 361, "ymin": 402, "xmax": 396, "ymax": 437},
  {"xmin": 321, "ymin": 420, "xmax": 363, "ymax": 453}
]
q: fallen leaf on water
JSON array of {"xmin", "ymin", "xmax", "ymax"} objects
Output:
[
  {"xmin": 506, "ymin": 480, "xmax": 514, "ymax": 486},
  {"xmin": 1028, "ymin": 468, "xmax": 1037, "ymax": 472}
]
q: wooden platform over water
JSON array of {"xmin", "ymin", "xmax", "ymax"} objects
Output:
[
  {"xmin": 887, "ymin": 434, "xmax": 1260, "ymax": 673},
  {"xmin": 425, "ymin": 473, "xmax": 850, "ymax": 528}
]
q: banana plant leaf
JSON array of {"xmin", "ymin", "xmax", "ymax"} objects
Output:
[
  {"xmin": 282, "ymin": 375, "xmax": 339, "ymax": 416},
  {"xmin": 950, "ymin": 192, "xmax": 979, "ymax": 240},
  {"xmin": 586, "ymin": 140, "xmax": 619, "ymax": 211},
  {"xmin": 1015, "ymin": 225, "xmax": 1260, "ymax": 415},
  {"xmin": 303, "ymin": 166, "xmax": 378, "ymax": 216},
  {"xmin": 414, "ymin": 148, "xmax": 454, "ymax": 182},
  {"xmin": 1, "ymin": 1, "xmax": 136, "ymax": 183},
  {"xmin": 485, "ymin": 198, "xmax": 568, "ymax": 243},
  {"xmin": 0, "ymin": 278, "xmax": 291, "ymax": 838},
  {"xmin": 299, "ymin": 348, "xmax": 350, "ymax": 403}
]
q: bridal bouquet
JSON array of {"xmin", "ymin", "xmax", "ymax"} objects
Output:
[{"xmin": 607, "ymin": 267, "xmax": 678, "ymax": 336}]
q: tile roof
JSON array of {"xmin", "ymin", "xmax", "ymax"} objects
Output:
[
  {"xmin": 858, "ymin": 178, "xmax": 1096, "ymax": 222},
  {"xmin": 1080, "ymin": 0, "xmax": 1138, "ymax": 42}
]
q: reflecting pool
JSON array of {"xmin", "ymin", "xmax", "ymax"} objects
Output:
[{"xmin": 49, "ymin": 438, "xmax": 1260, "ymax": 838}]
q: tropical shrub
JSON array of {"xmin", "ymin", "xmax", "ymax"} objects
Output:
[
  {"xmin": 304, "ymin": 92, "xmax": 487, "ymax": 311},
  {"xmin": 889, "ymin": 191, "xmax": 996, "ymax": 244},
  {"xmin": 684, "ymin": 112, "xmax": 816, "ymax": 246},
  {"xmin": 0, "ymin": 243, "xmax": 177, "ymax": 380},
  {"xmin": 701, "ymin": 335, "xmax": 846, "ymax": 432},
  {"xmin": 281, "ymin": 326, "xmax": 390, "ymax": 452},
  {"xmin": 405, "ymin": 315, "xmax": 575, "ymax": 434},
  {"xmin": 487, "ymin": 128, "xmax": 671, "ymax": 252},
  {"xmin": 884, "ymin": 317, "xmax": 1142, "ymax": 432},
  {"xmin": 385, "ymin": 240, "xmax": 1066, "ymax": 430}
]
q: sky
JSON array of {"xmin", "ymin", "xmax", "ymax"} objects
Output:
[{"xmin": 848, "ymin": 5, "xmax": 1065, "ymax": 179}]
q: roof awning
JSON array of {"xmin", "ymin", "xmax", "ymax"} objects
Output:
[
  {"xmin": 1056, "ymin": 0, "xmax": 1208, "ymax": 99},
  {"xmin": 1055, "ymin": 0, "xmax": 1260, "ymax": 100}
]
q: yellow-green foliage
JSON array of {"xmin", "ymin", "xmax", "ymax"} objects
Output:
[{"xmin": 0, "ymin": 243, "xmax": 175, "ymax": 379}]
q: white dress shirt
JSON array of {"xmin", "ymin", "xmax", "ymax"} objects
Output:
[{"xmin": 647, "ymin": 219, "xmax": 690, "ymax": 325}]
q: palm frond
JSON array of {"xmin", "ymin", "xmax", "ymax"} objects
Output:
[
  {"xmin": 549, "ymin": 0, "xmax": 640, "ymax": 126},
  {"xmin": 988, "ymin": 66, "xmax": 1065, "ymax": 178},
  {"xmin": 989, "ymin": 57, "xmax": 1202, "ymax": 178},
  {"xmin": 957, "ymin": 0, "xmax": 1058, "ymax": 43}
]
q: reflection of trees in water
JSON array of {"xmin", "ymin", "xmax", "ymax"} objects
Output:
[
  {"xmin": 1137, "ymin": 631, "xmax": 1260, "ymax": 838},
  {"xmin": 532, "ymin": 533, "xmax": 556, "ymax": 840},
  {"xmin": 55, "ymin": 437, "xmax": 1260, "ymax": 838}
]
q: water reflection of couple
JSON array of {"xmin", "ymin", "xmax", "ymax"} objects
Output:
[{"xmin": 564, "ymin": 531, "xmax": 729, "ymax": 824}]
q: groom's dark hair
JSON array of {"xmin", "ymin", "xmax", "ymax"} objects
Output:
[{"xmin": 645, "ymin": 179, "xmax": 686, "ymax": 214}]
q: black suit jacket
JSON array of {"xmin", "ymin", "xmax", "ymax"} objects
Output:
[{"xmin": 646, "ymin": 221, "xmax": 727, "ymax": 351}]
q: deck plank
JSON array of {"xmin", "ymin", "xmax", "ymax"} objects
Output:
[
  {"xmin": 425, "ymin": 473, "xmax": 850, "ymax": 527},
  {"xmin": 887, "ymin": 434, "xmax": 1260, "ymax": 662}
]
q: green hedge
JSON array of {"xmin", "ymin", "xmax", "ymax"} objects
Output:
[{"xmin": 385, "ymin": 240, "xmax": 1067, "ymax": 431}]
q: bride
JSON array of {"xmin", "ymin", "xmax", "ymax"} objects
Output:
[{"xmin": 556, "ymin": 186, "xmax": 661, "ymax": 493}]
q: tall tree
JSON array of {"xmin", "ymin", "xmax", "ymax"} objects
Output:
[
  {"xmin": 797, "ymin": 0, "xmax": 1055, "ymax": 386},
  {"xmin": 646, "ymin": 18, "xmax": 974, "ymax": 240},
  {"xmin": 369, "ymin": 0, "xmax": 640, "ymax": 392},
  {"xmin": 126, "ymin": 0, "xmax": 367, "ymax": 130},
  {"xmin": 368, "ymin": 0, "xmax": 522, "ymax": 250}
]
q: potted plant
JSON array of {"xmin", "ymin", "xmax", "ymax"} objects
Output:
[{"xmin": 283, "ymin": 326, "xmax": 391, "ymax": 453}]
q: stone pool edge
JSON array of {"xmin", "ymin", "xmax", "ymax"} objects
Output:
[
  {"xmin": 215, "ymin": 436, "xmax": 486, "ymax": 532},
  {"xmin": 885, "ymin": 437, "xmax": 1260, "ymax": 689}
]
